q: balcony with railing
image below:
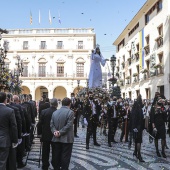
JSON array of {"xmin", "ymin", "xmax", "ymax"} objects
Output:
[
  {"xmin": 121, "ymin": 62, "xmax": 125, "ymax": 69},
  {"xmin": 127, "ymin": 58, "xmax": 131, "ymax": 66},
  {"xmin": 56, "ymin": 45, "xmax": 64, "ymax": 49},
  {"xmin": 144, "ymin": 45, "xmax": 150, "ymax": 56},
  {"xmin": 7, "ymin": 28, "xmax": 95, "ymax": 35},
  {"xmin": 126, "ymin": 76, "xmax": 131, "ymax": 85},
  {"xmin": 155, "ymin": 35, "xmax": 163, "ymax": 48},
  {"xmin": 22, "ymin": 46, "xmax": 29, "ymax": 50},
  {"xmin": 156, "ymin": 67, "xmax": 164, "ymax": 75},
  {"xmin": 56, "ymin": 73, "xmax": 65, "ymax": 77},
  {"xmin": 38, "ymin": 73, "xmax": 46, "ymax": 77},
  {"xmin": 76, "ymin": 73, "xmax": 84, "ymax": 77},
  {"xmin": 76, "ymin": 45, "xmax": 85, "ymax": 49},
  {"xmin": 39, "ymin": 45, "xmax": 47, "ymax": 50},
  {"xmin": 22, "ymin": 72, "xmax": 28, "ymax": 77},
  {"xmin": 21, "ymin": 72, "xmax": 87, "ymax": 79},
  {"xmin": 135, "ymin": 52, "xmax": 139, "ymax": 61}
]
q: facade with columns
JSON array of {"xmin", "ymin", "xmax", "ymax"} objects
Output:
[
  {"xmin": 113, "ymin": 0, "xmax": 170, "ymax": 100},
  {"xmin": 2, "ymin": 28, "xmax": 97, "ymax": 101}
]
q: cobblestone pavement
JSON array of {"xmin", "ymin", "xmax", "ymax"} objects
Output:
[{"xmin": 20, "ymin": 127, "xmax": 170, "ymax": 170}]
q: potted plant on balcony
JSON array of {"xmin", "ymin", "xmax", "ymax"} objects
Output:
[
  {"xmin": 119, "ymin": 79, "xmax": 124, "ymax": 86},
  {"xmin": 154, "ymin": 63, "xmax": 163, "ymax": 75},
  {"xmin": 132, "ymin": 73, "xmax": 138, "ymax": 77},
  {"xmin": 121, "ymin": 62, "xmax": 125, "ymax": 68},
  {"xmin": 125, "ymin": 76, "xmax": 130, "ymax": 84},
  {"xmin": 133, "ymin": 73, "xmax": 138, "ymax": 83},
  {"xmin": 141, "ymin": 68, "xmax": 148, "ymax": 79},
  {"xmin": 141, "ymin": 68, "xmax": 147, "ymax": 73},
  {"xmin": 155, "ymin": 63, "xmax": 163, "ymax": 68}
]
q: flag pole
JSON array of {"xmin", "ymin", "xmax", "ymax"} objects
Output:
[{"xmin": 39, "ymin": 10, "xmax": 41, "ymax": 25}]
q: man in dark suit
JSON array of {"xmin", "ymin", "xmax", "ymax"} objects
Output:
[
  {"xmin": 0, "ymin": 92, "xmax": 18, "ymax": 170},
  {"xmin": 70, "ymin": 93, "xmax": 79, "ymax": 137},
  {"xmin": 50, "ymin": 97, "xmax": 74, "ymax": 170},
  {"xmin": 20, "ymin": 94, "xmax": 34, "ymax": 152},
  {"xmin": 39, "ymin": 95, "xmax": 46, "ymax": 109},
  {"xmin": 6, "ymin": 94, "xmax": 22, "ymax": 170},
  {"xmin": 28, "ymin": 94, "xmax": 37, "ymax": 144},
  {"xmin": 38, "ymin": 98, "xmax": 58, "ymax": 170},
  {"xmin": 28, "ymin": 94, "xmax": 37, "ymax": 119},
  {"xmin": 11, "ymin": 95, "xmax": 26, "ymax": 168},
  {"xmin": 39, "ymin": 98, "xmax": 50, "ymax": 119},
  {"xmin": 84, "ymin": 91, "xmax": 101, "ymax": 149}
]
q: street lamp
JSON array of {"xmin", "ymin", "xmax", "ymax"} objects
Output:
[
  {"xmin": 108, "ymin": 55, "xmax": 121, "ymax": 98},
  {"xmin": 77, "ymin": 80, "xmax": 80, "ymax": 93},
  {"xmin": 86, "ymin": 78, "xmax": 89, "ymax": 94},
  {"xmin": 110, "ymin": 55, "xmax": 116, "ymax": 77}
]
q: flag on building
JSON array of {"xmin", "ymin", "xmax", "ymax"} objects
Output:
[
  {"xmin": 39, "ymin": 10, "xmax": 41, "ymax": 24},
  {"xmin": 30, "ymin": 11, "xmax": 32, "ymax": 25},
  {"xmin": 58, "ymin": 11, "xmax": 61, "ymax": 24},
  {"xmin": 49, "ymin": 10, "xmax": 52, "ymax": 24},
  {"xmin": 58, "ymin": 17, "xmax": 61, "ymax": 24}
]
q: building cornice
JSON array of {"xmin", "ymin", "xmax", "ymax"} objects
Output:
[
  {"xmin": 20, "ymin": 77, "xmax": 88, "ymax": 81},
  {"xmin": 7, "ymin": 49, "xmax": 90, "ymax": 53},
  {"xmin": 3, "ymin": 34, "xmax": 96, "ymax": 38}
]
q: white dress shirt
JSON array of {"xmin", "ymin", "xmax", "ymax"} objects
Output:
[{"xmin": 90, "ymin": 100, "xmax": 96, "ymax": 115}]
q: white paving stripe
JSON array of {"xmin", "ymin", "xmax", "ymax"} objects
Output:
[
  {"xmin": 71, "ymin": 157, "xmax": 97, "ymax": 170},
  {"xmin": 149, "ymin": 163, "xmax": 170, "ymax": 170},
  {"xmin": 74, "ymin": 141, "xmax": 160, "ymax": 162},
  {"xmin": 73, "ymin": 144, "xmax": 147, "ymax": 170},
  {"xmin": 108, "ymin": 146, "xmax": 156, "ymax": 163},
  {"xmin": 107, "ymin": 168, "xmax": 130, "ymax": 170},
  {"xmin": 72, "ymin": 151, "xmax": 118, "ymax": 167}
]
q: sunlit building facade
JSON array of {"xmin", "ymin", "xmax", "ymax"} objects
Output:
[
  {"xmin": 3, "ymin": 28, "xmax": 96, "ymax": 101},
  {"xmin": 113, "ymin": 0, "xmax": 170, "ymax": 99}
]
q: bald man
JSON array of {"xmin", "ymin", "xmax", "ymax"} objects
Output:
[{"xmin": 12, "ymin": 95, "xmax": 26, "ymax": 168}]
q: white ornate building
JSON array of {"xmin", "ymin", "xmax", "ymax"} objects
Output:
[
  {"xmin": 2, "ymin": 28, "xmax": 97, "ymax": 101},
  {"xmin": 113, "ymin": 0, "xmax": 170, "ymax": 99}
]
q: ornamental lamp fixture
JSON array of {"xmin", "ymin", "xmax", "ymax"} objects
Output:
[{"xmin": 110, "ymin": 55, "xmax": 116, "ymax": 68}]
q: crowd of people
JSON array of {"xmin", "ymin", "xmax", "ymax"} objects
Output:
[
  {"xmin": 0, "ymin": 92, "xmax": 37, "ymax": 170},
  {"xmin": 0, "ymin": 90, "xmax": 170, "ymax": 170}
]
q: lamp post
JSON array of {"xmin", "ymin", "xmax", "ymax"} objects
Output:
[
  {"xmin": 109, "ymin": 55, "xmax": 117, "ymax": 86},
  {"xmin": 77, "ymin": 80, "xmax": 80, "ymax": 93},
  {"xmin": 110, "ymin": 55, "xmax": 116, "ymax": 77},
  {"xmin": 108, "ymin": 55, "xmax": 121, "ymax": 98},
  {"xmin": 86, "ymin": 78, "xmax": 89, "ymax": 94}
]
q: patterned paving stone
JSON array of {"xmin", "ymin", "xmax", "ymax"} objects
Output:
[{"xmin": 19, "ymin": 128, "xmax": 170, "ymax": 170}]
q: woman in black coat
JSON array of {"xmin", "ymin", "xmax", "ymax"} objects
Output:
[
  {"xmin": 151, "ymin": 98, "xmax": 167, "ymax": 158},
  {"xmin": 130, "ymin": 95, "xmax": 145, "ymax": 162}
]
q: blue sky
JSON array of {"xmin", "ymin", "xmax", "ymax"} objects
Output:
[{"xmin": 0, "ymin": 0, "xmax": 146, "ymax": 58}]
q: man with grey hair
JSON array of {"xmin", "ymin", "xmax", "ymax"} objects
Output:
[
  {"xmin": 50, "ymin": 97, "xmax": 74, "ymax": 170},
  {"xmin": 38, "ymin": 98, "xmax": 58, "ymax": 170}
]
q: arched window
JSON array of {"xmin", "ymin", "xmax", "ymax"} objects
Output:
[
  {"xmin": 76, "ymin": 58, "xmax": 85, "ymax": 77},
  {"xmin": 56, "ymin": 58, "xmax": 65, "ymax": 77},
  {"xmin": 38, "ymin": 58, "xmax": 47, "ymax": 77}
]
